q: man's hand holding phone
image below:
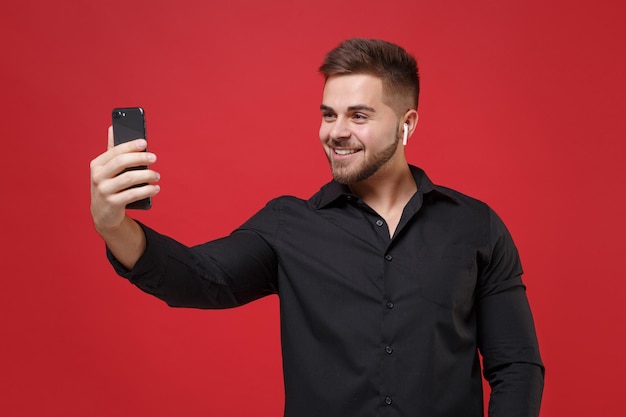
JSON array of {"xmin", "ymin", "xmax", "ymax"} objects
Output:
[{"xmin": 89, "ymin": 125, "xmax": 160, "ymax": 269}]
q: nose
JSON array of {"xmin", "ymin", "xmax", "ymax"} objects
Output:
[{"xmin": 328, "ymin": 117, "xmax": 351, "ymax": 141}]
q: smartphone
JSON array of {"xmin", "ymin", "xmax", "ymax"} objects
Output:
[{"xmin": 112, "ymin": 107, "xmax": 152, "ymax": 210}]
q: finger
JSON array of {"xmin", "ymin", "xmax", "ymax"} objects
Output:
[
  {"xmin": 109, "ymin": 124, "xmax": 147, "ymax": 152},
  {"xmin": 92, "ymin": 152, "xmax": 157, "ymax": 189},
  {"xmin": 90, "ymin": 127, "xmax": 118, "ymax": 168},
  {"xmin": 119, "ymin": 183, "xmax": 161, "ymax": 205},
  {"xmin": 96, "ymin": 168, "xmax": 161, "ymax": 196},
  {"xmin": 91, "ymin": 137, "xmax": 150, "ymax": 171},
  {"xmin": 112, "ymin": 151, "xmax": 156, "ymax": 176},
  {"xmin": 101, "ymin": 183, "xmax": 161, "ymax": 209},
  {"xmin": 108, "ymin": 125, "xmax": 114, "ymax": 150}
]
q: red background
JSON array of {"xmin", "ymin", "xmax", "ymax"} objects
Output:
[{"xmin": 2, "ymin": 0, "xmax": 625, "ymax": 415}]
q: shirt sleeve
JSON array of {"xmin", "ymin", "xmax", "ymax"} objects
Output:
[
  {"xmin": 476, "ymin": 209, "xmax": 545, "ymax": 417},
  {"xmin": 107, "ymin": 219, "xmax": 279, "ymax": 309}
]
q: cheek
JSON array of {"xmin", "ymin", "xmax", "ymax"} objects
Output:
[{"xmin": 318, "ymin": 123, "xmax": 329, "ymax": 142}]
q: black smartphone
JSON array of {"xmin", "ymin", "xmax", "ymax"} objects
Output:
[{"xmin": 112, "ymin": 107, "xmax": 152, "ymax": 210}]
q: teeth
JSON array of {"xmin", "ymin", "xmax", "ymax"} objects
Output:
[{"xmin": 335, "ymin": 149, "xmax": 357, "ymax": 155}]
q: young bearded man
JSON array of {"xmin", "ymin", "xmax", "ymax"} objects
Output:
[{"xmin": 90, "ymin": 38, "xmax": 544, "ymax": 416}]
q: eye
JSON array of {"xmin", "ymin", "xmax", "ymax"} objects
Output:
[
  {"xmin": 322, "ymin": 112, "xmax": 336, "ymax": 121},
  {"xmin": 352, "ymin": 113, "xmax": 368, "ymax": 122}
]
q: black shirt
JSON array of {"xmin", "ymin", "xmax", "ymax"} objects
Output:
[{"xmin": 110, "ymin": 165, "xmax": 544, "ymax": 417}]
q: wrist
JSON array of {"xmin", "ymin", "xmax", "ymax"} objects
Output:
[{"xmin": 98, "ymin": 216, "xmax": 146, "ymax": 270}]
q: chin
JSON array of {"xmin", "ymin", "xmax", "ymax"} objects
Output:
[{"xmin": 331, "ymin": 166, "xmax": 375, "ymax": 184}]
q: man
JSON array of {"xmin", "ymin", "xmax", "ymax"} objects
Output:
[{"xmin": 90, "ymin": 38, "xmax": 544, "ymax": 416}]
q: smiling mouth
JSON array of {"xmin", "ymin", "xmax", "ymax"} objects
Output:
[
  {"xmin": 333, "ymin": 148, "xmax": 360, "ymax": 155},
  {"xmin": 332, "ymin": 148, "xmax": 361, "ymax": 156}
]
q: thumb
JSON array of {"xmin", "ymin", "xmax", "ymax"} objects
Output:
[{"xmin": 107, "ymin": 125, "xmax": 114, "ymax": 150}]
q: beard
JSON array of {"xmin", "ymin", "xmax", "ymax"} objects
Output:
[{"xmin": 328, "ymin": 134, "xmax": 400, "ymax": 185}]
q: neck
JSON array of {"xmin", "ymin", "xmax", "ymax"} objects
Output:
[{"xmin": 349, "ymin": 162, "xmax": 417, "ymax": 218}]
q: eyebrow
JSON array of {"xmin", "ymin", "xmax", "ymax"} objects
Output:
[{"xmin": 320, "ymin": 104, "xmax": 376, "ymax": 113}]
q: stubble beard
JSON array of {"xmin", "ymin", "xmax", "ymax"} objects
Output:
[{"xmin": 329, "ymin": 135, "xmax": 400, "ymax": 185}]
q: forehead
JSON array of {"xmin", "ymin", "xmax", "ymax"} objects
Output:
[{"xmin": 321, "ymin": 74, "xmax": 387, "ymax": 110}]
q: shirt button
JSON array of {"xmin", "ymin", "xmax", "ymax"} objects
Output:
[
  {"xmin": 386, "ymin": 301, "xmax": 394, "ymax": 309},
  {"xmin": 375, "ymin": 219, "xmax": 384, "ymax": 227},
  {"xmin": 385, "ymin": 346, "xmax": 393, "ymax": 354},
  {"xmin": 385, "ymin": 396, "xmax": 393, "ymax": 405},
  {"xmin": 385, "ymin": 254, "xmax": 393, "ymax": 261}
]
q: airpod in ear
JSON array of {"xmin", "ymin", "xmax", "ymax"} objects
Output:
[{"xmin": 402, "ymin": 123, "xmax": 409, "ymax": 146}]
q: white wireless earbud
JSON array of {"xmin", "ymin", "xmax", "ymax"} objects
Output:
[{"xmin": 402, "ymin": 123, "xmax": 409, "ymax": 146}]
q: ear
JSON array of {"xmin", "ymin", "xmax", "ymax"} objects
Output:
[{"xmin": 402, "ymin": 109, "xmax": 419, "ymax": 138}]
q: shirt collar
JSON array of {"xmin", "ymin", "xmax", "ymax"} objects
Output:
[{"xmin": 309, "ymin": 165, "xmax": 459, "ymax": 210}]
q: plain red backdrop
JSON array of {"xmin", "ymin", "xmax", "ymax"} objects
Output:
[{"xmin": 1, "ymin": 0, "xmax": 625, "ymax": 415}]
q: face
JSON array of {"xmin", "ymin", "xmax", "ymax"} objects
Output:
[{"xmin": 319, "ymin": 74, "xmax": 403, "ymax": 185}]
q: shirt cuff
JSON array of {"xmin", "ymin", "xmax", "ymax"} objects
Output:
[{"xmin": 106, "ymin": 222, "xmax": 166, "ymax": 289}]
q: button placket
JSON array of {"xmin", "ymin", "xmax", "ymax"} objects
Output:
[{"xmin": 381, "ymin": 231, "xmax": 398, "ymax": 412}]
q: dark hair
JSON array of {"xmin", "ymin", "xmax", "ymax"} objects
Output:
[{"xmin": 319, "ymin": 38, "xmax": 420, "ymax": 112}]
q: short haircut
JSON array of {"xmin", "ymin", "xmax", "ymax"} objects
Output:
[{"xmin": 319, "ymin": 38, "xmax": 420, "ymax": 114}]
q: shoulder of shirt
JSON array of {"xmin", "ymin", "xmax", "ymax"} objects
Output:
[
  {"xmin": 263, "ymin": 195, "xmax": 309, "ymax": 209},
  {"xmin": 402, "ymin": 165, "xmax": 486, "ymax": 209},
  {"xmin": 430, "ymin": 183, "xmax": 490, "ymax": 209}
]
